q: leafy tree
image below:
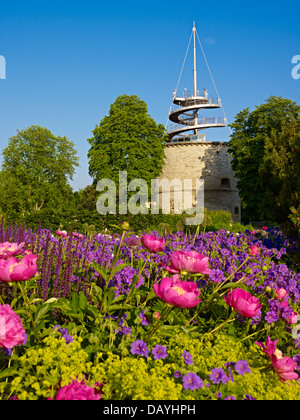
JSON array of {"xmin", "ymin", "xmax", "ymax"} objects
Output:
[
  {"xmin": 0, "ymin": 125, "xmax": 79, "ymax": 219},
  {"xmin": 87, "ymin": 94, "xmax": 167, "ymax": 201},
  {"xmin": 261, "ymin": 118, "xmax": 300, "ymax": 228},
  {"xmin": 228, "ymin": 96, "xmax": 300, "ymax": 222}
]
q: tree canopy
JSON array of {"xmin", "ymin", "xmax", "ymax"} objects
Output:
[
  {"xmin": 0, "ymin": 125, "xmax": 79, "ymax": 218},
  {"xmin": 87, "ymin": 94, "xmax": 167, "ymax": 196},
  {"xmin": 228, "ymin": 96, "xmax": 300, "ymax": 225}
]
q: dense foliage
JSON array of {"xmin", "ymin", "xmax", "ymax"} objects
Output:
[
  {"xmin": 1, "ymin": 220, "xmax": 300, "ymax": 400},
  {"xmin": 0, "ymin": 126, "xmax": 79, "ymax": 219},
  {"xmin": 87, "ymin": 94, "xmax": 167, "ymax": 198},
  {"xmin": 228, "ymin": 96, "xmax": 300, "ymax": 228}
]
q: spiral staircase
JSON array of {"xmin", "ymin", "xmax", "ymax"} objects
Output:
[{"xmin": 167, "ymin": 23, "xmax": 227, "ymax": 142}]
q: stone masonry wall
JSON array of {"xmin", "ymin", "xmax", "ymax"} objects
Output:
[{"xmin": 158, "ymin": 141, "xmax": 241, "ymax": 223}]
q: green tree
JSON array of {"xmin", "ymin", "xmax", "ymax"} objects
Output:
[
  {"xmin": 261, "ymin": 118, "xmax": 300, "ymax": 227},
  {"xmin": 0, "ymin": 125, "xmax": 79, "ymax": 219},
  {"xmin": 228, "ymin": 96, "xmax": 300, "ymax": 222},
  {"xmin": 87, "ymin": 94, "xmax": 167, "ymax": 199}
]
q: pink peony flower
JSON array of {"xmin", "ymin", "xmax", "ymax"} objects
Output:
[
  {"xmin": 50, "ymin": 379, "xmax": 103, "ymax": 400},
  {"xmin": 153, "ymin": 275, "xmax": 202, "ymax": 308},
  {"xmin": 0, "ymin": 254, "xmax": 38, "ymax": 283},
  {"xmin": 256, "ymin": 336, "xmax": 279, "ymax": 358},
  {"xmin": 275, "ymin": 288, "xmax": 288, "ymax": 300},
  {"xmin": 166, "ymin": 250, "xmax": 210, "ymax": 274},
  {"xmin": 56, "ymin": 230, "xmax": 67, "ymax": 238},
  {"xmin": 0, "ymin": 304, "xmax": 27, "ymax": 349},
  {"xmin": 256, "ymin": 336, "xmax": 298, "ymax": 382},
  {"xmin": 72, "ymin": 232, "xmax": 84, "ymax": 239},
  {"xmin": 121, "ymin": 221, "xmax": 130, "ymax": 230},
  {"xmin": 272, "ymin": 356, "xmax": 299, "ymax": 382},
  {"xmin": 249, "ymin": 245, "xmax": 259, "ymax": 257},
  {"xmin": 224, "ymin": 288, "xmax": 262, "ymax": 318},
  {"xmin": 141, "ymin": 235, "xmax": 165, "ymax": 253},
  {"xmin": 0, "ymin": 242, "xmax": 25, "ymax": 259}
]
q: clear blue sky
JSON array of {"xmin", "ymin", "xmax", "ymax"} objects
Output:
[{"xmin": 0, "ymin": 0, "xmax": 299, "ymax": 191}]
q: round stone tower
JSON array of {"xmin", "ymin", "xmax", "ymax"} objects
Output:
[{"xmin": 158, "ymin": 23, "xmax": 241, "ymax": 223}]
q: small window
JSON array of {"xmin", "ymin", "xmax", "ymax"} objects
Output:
[
  {"xmin": 221, "ymin": 178, "xmax": 230, "ymax": 188},
  {"xmin": 234, "ymin": 206, "xmax": 239, "ymax": 215}
]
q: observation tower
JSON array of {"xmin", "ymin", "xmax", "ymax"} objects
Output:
[
  {"xmin": 167, "ymin": 22, "xmax": 226, "ymax": 143},
  {"xmin": 159, "ymin": 23, "xmax": 241, "ymax": 222}
]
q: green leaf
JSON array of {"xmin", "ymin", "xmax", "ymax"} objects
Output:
[
  {"xmin": 111, "ymin": 262, "xmax": 130, "ymax": 277},
  {"xmin": 34, "ymin": 302, "xmax": 53, "ymax": 323},
  {"xmin": 0, "ymin": 367, "xmax": 19, "ymax": 380},
  {"xmin": 71, "ymin": 292, "xmax": 79, "ymax": 313},
  {"xmin": 92, "ymin": 262, "xmax": 108, "ymax": 282},
  {"xmin": 145, "ymin": 290, "xmax": 157, "ymax": 302}
]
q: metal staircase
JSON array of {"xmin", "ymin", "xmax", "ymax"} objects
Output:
[{"xmin": 167, "ymin": 23, "xmax": 227, "ymax": 142}]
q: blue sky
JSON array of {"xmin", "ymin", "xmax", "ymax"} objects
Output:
[{"xmin": 0, "ymin": 0, "xmax": 299, "ymax": 191}]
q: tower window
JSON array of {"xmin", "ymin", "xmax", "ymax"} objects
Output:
[
  {"xmin": 234, "ymin": 206, "xmax": 239, "ymax": 215},
  {"xmin": 221, "ymin": 178, "xmax": 230, "ymax": 188}
]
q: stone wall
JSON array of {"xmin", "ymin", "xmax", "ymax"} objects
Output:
[{"xmin": 158, "ymin": 141, "xmax": 241, "ymax": 223}]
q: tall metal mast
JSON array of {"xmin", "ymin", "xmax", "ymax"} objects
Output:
[
  {"xmin": 193, "ymin": 22, "xmax": 197, "ymax": 97},
  {"xmin": 167, "ymin": 22, "xmax": 226, "ymax": 142},
  {"xmin": 192, "ymin": 22, "xmax": 198, "ymax": 133}
]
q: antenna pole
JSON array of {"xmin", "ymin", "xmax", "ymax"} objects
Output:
[
  {"xmin": 193, "ymin": 22, "xmax": 198, "ymax": 133},
  {"xmin": 193, "ymin": 22, "xmax": 197, "ymax": 97}
]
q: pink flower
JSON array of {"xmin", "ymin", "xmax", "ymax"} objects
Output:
[
  {"xmin": 166, "ymin": 251, "xmax": 210, "ymax": 274},
  {"xmin": 0, "ymin": 242, "xmax": 25, "ymax": 259},
  {"xmin": 141, "ymin": 235, "xmax": 165, "ymax": 253},
  {"xmin": 275, "ymin": 288, "xmax": 287, "ymax": 300},
  {"xmin": 153, "ymin": 311, "xmax": 161, "ymax": 320},
  {"xmin": 256, "ymin": 336, "xmax": 279, "ymax": 358},
  {"xmin": 72, "ymin": 232, "xmax": 84, "ymax": 239},
  {"xmin": 121, "ymin": 221, "xmax": 130, "ymax": 230},
  {"xmin": 0, "ymin": 304, "xmax": 27, "ymax": 349},
  {"xmin": 250, "ymin": 230, "xmax": 256, "ymax": 235},
  {"xmin": 56, "ymin": 230, "xmax": 67, "ymax": 238},
  {"xmin": 50, "ymin": 379, "xmax": 103, "ymax": 400},
  {"xmin": 0, "ymin": 254, "xmax": 38, "ymax": 283},
  {"xmin": 262, "ymin": 226, "xmax": 268, "ymax": 231},
  {"xmin": 272, "ymin": 356, "xmax": 299, "ymax": 382},
  {"xmin": 153, "ymin": 275, "xmax": 201, "ymax": 308},
  {"xmin": 224, "ymin": 288, "xmax": 262, "ymax": 318},
  {"xmin": 280, "ymin": 300, "xmax": 298, "ymax": 324},
  {"xmin": 249, "ymin": 245, "xmax": 259, "ymax": 257},
  {"xmin": 256, "ymin": 336, "xmax": 299, "ymax": 382}
]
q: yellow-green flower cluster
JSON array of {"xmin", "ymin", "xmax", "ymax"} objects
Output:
[
  {"xmin": 3, "ymin": 331, "xmax": 300, "ymax": 400},
  {"xmin": 3, "ymin": 335, "xmax": 105, "ymax": 400}
]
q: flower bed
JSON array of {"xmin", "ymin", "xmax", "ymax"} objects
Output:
[{"xmin": 0, "ymin": 222, "xmax": 300, "ymax": 400}]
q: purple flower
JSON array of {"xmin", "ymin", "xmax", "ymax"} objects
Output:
[
  {"xmin": 265, "ymin": 311, "xmax": 279, "ymax": 323},
  {"xmin": 209, "ymin": 367, "xmax": 230, "ymax": 384},
  {"xmin": 174, "ymin": 371, "xmax": 181, "ymax": 378},
  {"xmin": 139, "ymin": 311, "xmax": 149, "ymax": 326},
  {"xmin": 152, "ymin": 344, "xmax": 168, "ymax": 360},
  {"xmin": 182, "ymin": 372, "xmax": 203, "ymax": 390},
  {"xmin": 54, "ymin": 325, "xmax": 73, "ymax": 344},
  {"xmin": 209, "ymin": 268, "xmax": 226, "ymax": 284},
  {"xmin": 130, "ymin": 340, "xmax": 149, "ymax": 357},
  {"xmin": 234, "ymin": 360, "xmax": 251, "ymax": 375},
  {"xmin": 243, "ymin": 394, "xmax": 256, "ymax": 400},
  {"xmin": 293, "ymin": 354, "xmax": 300, "ymax": 371},
  {"xmin": 183, "ymin": 349, "xmax": 193, "ymax": 365}
]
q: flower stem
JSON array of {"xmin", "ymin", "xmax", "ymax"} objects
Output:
[
  {"xmin": 18, "ymin": 281, "xmax": 36, "ymax": 332},
  {"xmin": 145, "ymin": 305, "xmax": 174, "ymax": 342},
  {"xmin": 209, "ymin": 318, "xmax": 235, "ymax": 336}
]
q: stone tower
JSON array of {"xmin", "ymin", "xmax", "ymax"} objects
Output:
[{"xmin": 158, "ymin": 23, "xmax": 241, "ymax": 223}]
